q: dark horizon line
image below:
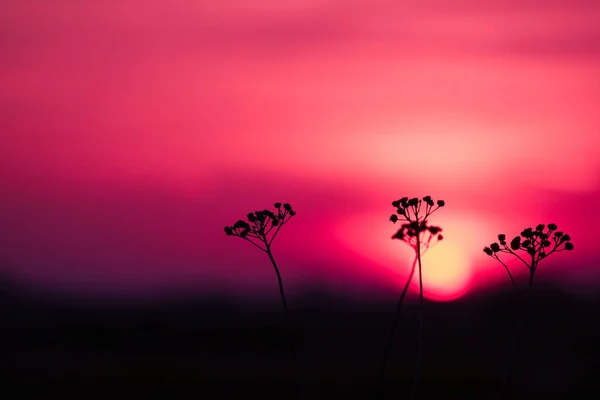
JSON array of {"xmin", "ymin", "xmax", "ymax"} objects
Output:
[{"xmin": 1, "ymin": 271, "xmax": 597, "ymax": 308}]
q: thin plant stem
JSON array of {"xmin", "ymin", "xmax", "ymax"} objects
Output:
[
  {"xmin": 410, "ymin": 236, "xmax": 424, "ymax": 400},
  {"xmin": 376, "ymin": 256, "xmax": 419, "ymax": 399},
  {"xmin": 496, "ymin": 266, "xmax": 535, "ymax": 399},
  {"xmin": 494, "ymin": 255, "xmax": 517, "ymax": 288},
  {"xmin": 266, "ymin": 244, "xmax": 289, "ymax": 316},
  {"xmin": 265, "ymin": 245, "xmax": 294, "ymax": 355},
  {"xmin": 266, "ymin": 244, "xmax": 304, "ymax": 398}
]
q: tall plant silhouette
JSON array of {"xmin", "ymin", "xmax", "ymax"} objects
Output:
[
  {"xmin": 376, "ymin": 196, "xmax": 445, "ymax": 400},
  {"xmin": 224, "ymin": 203, "xmax": 300, "ymax": 396},
  {"xmin": 224, "ymin": 202, "xmax": 296, "ymax": 315},
  {"xmin": 483, "ymin": 223, "xmax": 574, "ymax": 398}
]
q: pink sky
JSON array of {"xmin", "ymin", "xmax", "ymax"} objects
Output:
[{"xmin": 1, "ymin": 0, "xmax": 599, "ymax": 300}]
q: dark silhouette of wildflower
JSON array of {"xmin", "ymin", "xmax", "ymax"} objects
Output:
[
  {"xmin": 377, "ymin": 195, "xmax": 445, "ymax": 400},
  {"xmin": 482, "ymin": 222, "xmax": 574, "ymax": 399},
  {"xmin": 482, "ymin": 222, "xmax": 574, "ymax": 288},
  {"xmin": 535, "ymin": 224, "xmax": 544, "ymax": 232},
  {"xmin": 510, "ymin": 236, "xmax": 521, "ymax": 251},
  {"xmin": 224, "ymin": 202, "xmax": 301, "ymax": 395},
  {"xmin": 428, "ymin": 226, "xmax": 442, "ymax": 235},
  {"xmin": 223, "ymin": 202, "xmax": 297, "ymax": 313}
]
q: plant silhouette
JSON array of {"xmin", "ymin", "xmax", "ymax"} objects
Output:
[
  {"xmin": 483, "ymin": 223, "xmax": 574, "ymax": 398},
  {"xmin": 376, "ymin": 196, "xmax": 445, "ymax": 400},
  {"xmin": 224, "ymin": 202, "xmax": 296, "ymax": 315},
  {"xmin": 224, "ymin": 202, "xmax": 301, "ymax": 397},
  {"xmin": 483, "ymin": 223, "xmax": 574, "ymax": 288}
]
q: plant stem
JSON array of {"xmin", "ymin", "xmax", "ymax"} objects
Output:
[
  {"xmin": 410, "ymin": 237, "xmax": 424, "ymax": 400},
  {"xmin": 496, "ymin": 265, "xmax": 535, "ymax": 399},
  {"xmin": 266, "ymin": 245, "xmax": 289, "ymax": 316},
  {"xmin": 266, "ymin": 245, "xmax": 294, "ymax": 357},
  {"xmin": 376, "ymin": 256, "xmax": 419, "ymax": 399},
  {"xmin": 528, "ymin": 267, "xmax": 535, "ymax": 290},
  {"xmin": 266, "ymin": 245, "xmax": 302, "ymax": 398}
]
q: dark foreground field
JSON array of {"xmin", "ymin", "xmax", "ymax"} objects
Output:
[{"xmin": 2, "ymin": 277, "xmax": 599, "ymax": 399}]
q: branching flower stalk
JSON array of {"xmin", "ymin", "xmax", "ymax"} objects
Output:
[
  {"xmin": 224, "ymin": 202, "xmax": 296, "ymax": 316},
  {"xmin": 484, "ymin": 223, "xmax": 574, "ymax": 289},
  {"xmin": 376, "ymin": 196, "xmax": 445, "ymax": 400},
  {"xmin": 483, "ymin": 223, "xmax": 574, "ymax": 399},
  {"xmin": 224, "ymin": 202, "xmax": 299, "ymax": 396}
]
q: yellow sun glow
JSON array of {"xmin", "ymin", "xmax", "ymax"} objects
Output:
[
  {"xmin": 334, "ymin": 211, "xmax": 497, "ymax": 301},
  {"xmin": 417, "ymin": 239, "xmax": 471, "ymax": 301}
]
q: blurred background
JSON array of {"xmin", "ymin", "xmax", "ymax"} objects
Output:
[{"xmin": 2, "ymin": 0, "xmax": 599, "ymax": 398}]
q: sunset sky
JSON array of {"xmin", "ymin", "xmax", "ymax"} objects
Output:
[{"xmin": 1, "ymin": 0, "xmax": 599, "ymax": 301}]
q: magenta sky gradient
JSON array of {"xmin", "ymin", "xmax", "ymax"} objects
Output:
[{"xmin": 1, "ymin": 1, "xmax": 599, "ymax": 300}]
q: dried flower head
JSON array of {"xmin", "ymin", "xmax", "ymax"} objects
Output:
[
  {"xmin": 483, "ymin": 222, "xmax": 574, "ymax": 287},
  {"xmin": 384, "ymin": 195, "xmax": 446, "ymax": 398},
  {"xmin": 224, "ymin": 202, "xmax": 296, "ymax": 251},
  {"xmin": 389, "ymin": 195, "xmax": 446, "ymax": 253},
  {"xmin": 222, "ymin": 202, "xmax": 298, "ymax": 331}
]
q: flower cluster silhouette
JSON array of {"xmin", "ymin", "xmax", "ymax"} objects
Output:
[
  {"xmin": 224, "ymin": 202, "xmax": 296, "ymax": 252},
  {"xmin": 222, "ymin": 197, "xmax": 577, "ymax": 400},
  {"xmin": 223, "ymin": 202, "xmax": 300, "ymax": 394},
  {"xmin": 378, "ymin": 196, "xmax": 445, "ymax": 400},
  {"xmin": 223, "ymin": 202, "xmax": 296, "ymax": 312},
  {"xmin": 483, "ymin": 223, "xmax": 574, "ymax": 287},
  {"xmin": 483, "ymin": 223, "xmax": 574, "ymax": 399},
  {"xmin": 389, "ymin": 196, "xmax": 444, "ymax": 247}
]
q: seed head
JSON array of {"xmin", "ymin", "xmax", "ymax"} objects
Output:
[
  {"xmin": 428, "ymin": 226, "xmax": 442, "ymax": 234},
  {"xmin": 510, "ymin": 236, "xmax": 521, "ymax": 250},
  {"xmin": 536, "ymin": 224, "xmax": 545, "ymax": 232}
]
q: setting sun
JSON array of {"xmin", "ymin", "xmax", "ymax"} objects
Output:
[
  {"xmin": 418, "ymin": 239, "xmax": 471, "ymax": 301},
  {"xmin": 334, "ymin": 210, "xmax": 506, "ymax": 301},
  {"xmin": 333, "ymin": 210, "xmax": 470, "ymax": 301}
]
